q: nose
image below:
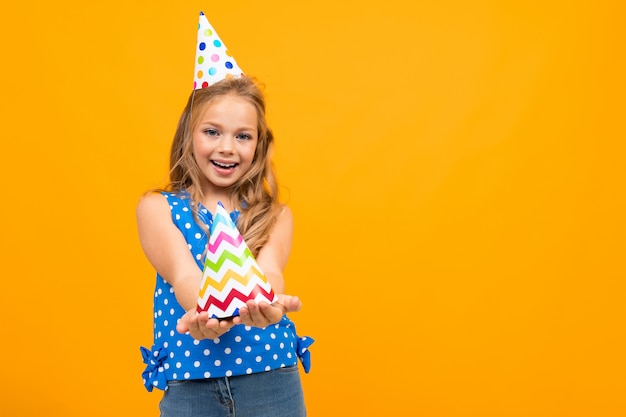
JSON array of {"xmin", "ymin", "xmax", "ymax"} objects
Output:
[{"xmin": 217, "ymin": 135, "xmax": 235, "ymax": 153}]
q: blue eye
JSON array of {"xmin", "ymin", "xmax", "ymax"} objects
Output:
[
  {"xmin": 204, "ymin": 128, "xmax": 219, "ymax": 136},
  {"xmin": 236, "ymin": 133, "xmax": 252, "ymax": 140}
]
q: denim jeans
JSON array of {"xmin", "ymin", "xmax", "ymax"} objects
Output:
[{"xmin": 159, "ymin": 366, "xmax": 306, "ymax": 417}]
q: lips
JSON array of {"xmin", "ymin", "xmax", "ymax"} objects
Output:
[{"xmin": 211, "ymin": 160, "xmax": 238, "ymax": 169}]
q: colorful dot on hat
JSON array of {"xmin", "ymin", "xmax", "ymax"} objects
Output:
[
  {"xmin": 197, "ymin": 70, "xmax": 203, "ymax": 79},
  {"xmin": 213, "ymin": 40, "xmax": 222, "ymax": 48},
  {"xmin": 211, "ymin": 54, "xmax": 219, "ymax": 62},
  {"xmin": 204, "ymin": 29, "xmax": 213, "ymax": 37},
  {"xmin": 198, "ymin": 56, "xmax": 204, "ymax": 64},
  {"xmin": 225, "ymin": 62, "xmax": 233, "ymax": 69},
  {"xmin": 199, "ymin": 42, "xmax": 206, "ymax": 51},
  {"xmin": 202, "ymin": 81, "xmax": 209, "ymax": 88},
  {"xmin": 208, "ymin": 67, "xmax": 217, "ymax": 76}
]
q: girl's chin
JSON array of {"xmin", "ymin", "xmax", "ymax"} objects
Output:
[{"xmin": 204, "ymin": 174, "xmax": 239, "ymax": 189}]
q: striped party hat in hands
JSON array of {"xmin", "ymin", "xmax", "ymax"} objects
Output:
[
  {"xmin": 194, "ymin": 11, "xmax": 244, "ymax": 90},
  {"xmin": 197, "ymin": 202, "xmax": 277, "ymax": 318}
]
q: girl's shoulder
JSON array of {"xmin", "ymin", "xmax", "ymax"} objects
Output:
[
  {"xmin": 137, "ymin": 190, "xmax": 191, "ymax": 209},
  {"xmin": 136, "ymin": 191, "xmax": 171, "ymax": 220},
  {"xmin": 272, "ymin": 203, "xmax": 293, "ymax": 233},
  {"xmin": 278, "ymin": 203, "xmax": 293, "ymax": 220}
]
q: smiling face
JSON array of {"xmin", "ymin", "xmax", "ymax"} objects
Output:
[{"xmin": 192, "ymin": 93, "xmax": 259, "ymax": 199}]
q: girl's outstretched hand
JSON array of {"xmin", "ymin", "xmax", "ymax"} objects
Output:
[
  {"xmin": 176, "ymin": 309, "xmax": 236, "ymax": 340},
  {"xmin": 233, "ymin": 294, "xmax": 302, "ymax": 328},
  {"xmin": 176, "ymin": 295, "xmax": 302, "ymax": 339}
]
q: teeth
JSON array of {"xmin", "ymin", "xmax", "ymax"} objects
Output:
[{"xmin": 212, "ymin": 161, "xmax": 236, "ymax": 168}]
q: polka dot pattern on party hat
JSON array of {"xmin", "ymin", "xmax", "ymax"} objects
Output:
[{"xmin": 193, "ymin": 12, "xmax": 243, "ymax": 90}]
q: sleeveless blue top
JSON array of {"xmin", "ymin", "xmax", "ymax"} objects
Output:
[{"xmin": 140, "ymin": 191, "xmax": 313, "ymax": 392}]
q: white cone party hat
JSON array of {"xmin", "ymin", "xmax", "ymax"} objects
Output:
[
  {"xmin": 194, "ymin": 11, "xmax": 244, "ymax": 90},
  {"xmin": 197, "ymin": 202, "xmax": 277, "ymax": 318}
]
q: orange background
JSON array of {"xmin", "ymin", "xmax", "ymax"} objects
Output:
[{"xmin": 1, "ymin": 1, "xmax": 625, "ymax": 416}]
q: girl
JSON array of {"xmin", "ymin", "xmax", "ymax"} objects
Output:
[{"xmin": 137, "ymin": 76, "xmax": 312, "ymax": 417}]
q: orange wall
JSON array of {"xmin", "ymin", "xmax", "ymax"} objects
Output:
[{"xmin": 1, "ymin": 1, "xmax": 625, "ymax": 416}]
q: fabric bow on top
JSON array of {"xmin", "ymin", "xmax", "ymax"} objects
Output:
[
  {"xmin": 296, "ymin": 336, "xmax": 314, "ymax": 373},
  {"xmin": 140, "ymin": 345, "xmax": 168, "ymax": 392}
]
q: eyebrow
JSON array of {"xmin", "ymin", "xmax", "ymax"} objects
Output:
[{"xmin": 197, "ymin": 120, "xmax": 257, "ymax": 132}]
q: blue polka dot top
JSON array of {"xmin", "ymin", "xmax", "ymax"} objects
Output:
[{"xmin": 140, "ymin": 191, "xmax": 313, "ymax": 392}]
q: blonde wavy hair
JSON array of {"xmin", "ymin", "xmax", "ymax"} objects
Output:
[{"xmin": 165, "ymin": 76, "xmax": 281, "ymax": 256}]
